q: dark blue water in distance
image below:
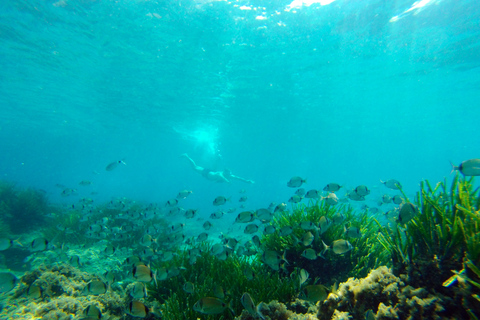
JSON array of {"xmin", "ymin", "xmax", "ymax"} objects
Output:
[{"xmin": 0, "ymin": 0, "xmax": 479, "ymax": 217}]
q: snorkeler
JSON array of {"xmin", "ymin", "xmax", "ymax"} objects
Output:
[{"xmin": 181, "ymin": 153, "xmax": 254, "ymax": 184}]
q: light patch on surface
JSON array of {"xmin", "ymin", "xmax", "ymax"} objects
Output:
[
  {"xmin": 175, "ymin": 125, "xmax": 219, "ymax": 156},
  {"xmin": 390, "ymin": 0, "xmax": 439, "ymax": 22},
  {"xmin": 285, "ymin": 0, "xmax": 336, "ymax": 11}
]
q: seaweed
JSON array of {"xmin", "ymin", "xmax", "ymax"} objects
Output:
[
  {"xmin": 260, "ymin": 200, "xmax": 387, "ymax": 287},
  {"xmin": 0, "ymin": 181, "xmax": 50, "ymax": 233},
  {"xmin": 377, "ymin": 175, "xmax": 480, "ymax": 319},
  {"xmin": 149, "ymin": 243, "xmax": 297, "ymax": 319}
]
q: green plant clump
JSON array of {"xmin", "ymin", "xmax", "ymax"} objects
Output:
[
  {"xmin": 376, "ymin": 175, "xmax": 480, "ymax": 319},
  {"xmin": 149, "ymin": 244, "xmax": 297, "ymax": 320},
  {"xmin": 0, "ymin": 181, "xmax": 50, "ymax": 234},
  {"xmin": 261, "ymin": 200, "xmax": 388, "ymax": 287}
]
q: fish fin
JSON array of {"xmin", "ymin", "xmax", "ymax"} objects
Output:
[
  {"xmin": 450, "ymin": 161, "xmax": 458, "ymax": 174},
  {"xmin": 256, "ymin": 302, "xmax": 266, "ymax": 320},
  {"xmin": 12, "ymin": 238, "xmax": 24, "ymax": 248},
  {"xmin": 153, "ymin": 270, "xmax": 158, "ymax": 287},
  {"xmin": 281, "ymin": 250, "xmax": 289, "ymax": 265},
  {"xmin": 321, "ymin": 240, "xmax": 329, "ymax": 258}
]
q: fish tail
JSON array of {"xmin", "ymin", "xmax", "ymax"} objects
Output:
[
  {"xmin": 281, "ymin": 250, "xmax": 289, "ymax": 265},
  {"xmin": 321, "ymin": 240, "xmax": 329, "ymax": 258},
  {"xmin": 256, "ymin": 302, "xmax": 266, "ymax": 320},
  {"xmin": 450, "ymin": 161, "xmax": 458, "ymax": 174},
  {"xmin": 12, "ymin": 238, "xmax": 24, "ymax": 248}
]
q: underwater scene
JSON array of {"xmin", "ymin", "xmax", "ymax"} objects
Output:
[{"xmin": 1, "ymin": 0, "xmax": 480, "ymax": 319}]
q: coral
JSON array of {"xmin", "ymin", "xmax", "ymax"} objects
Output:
[
  {"xmin": 2, "ymin": 264, "xmax": 127, "ymax": 320},
  {"xmin": 317, "ymin": 266, "xmax": 460, "ymax": 320}
]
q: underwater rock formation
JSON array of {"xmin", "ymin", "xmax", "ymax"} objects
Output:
[
  {"xmin": 236, "ymin": 266, "xmax": 460, "ymax": 320},
  {"xmin": 318, "ymin": 266, "xmax": 455, "ymax": 320},
  {"xmin": 1, "ymin": 264, "xmax": 160, "ymax": 320}
]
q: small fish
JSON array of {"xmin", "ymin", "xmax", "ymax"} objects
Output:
[
  {"xmin": 0, "ymin": 238, "xmax": 21, "ymax": 251},
  {"xmin": 347, "ymin": 191, "xmax": 365, "ymax": 201},
  {"xmin": 69, "ymin": 255, "xmax": 82, "ymax": 267},
  {"xmin": 263, "ymin": 225, "xmax": 276, "ymax": 235},
  {"xmin": 354, "ymin": 185, "xmax": 370, "ymax": 196},
  {"xmin": 323, "ymin": 192, "xmax": 339, "ymax": 206},
  {"xmin": 365, "ymin": 309, "xmax": 376, "ymax": 320},
  {"xmin": 132, "ymin": 264, "xmax": 155, "ymax": 283},
  {"xmin": 103, "ymin": 244, "xmax": 116, "ymax": 255},
  {"xmin": 274, "ymin": 203, "xmax": 287, "ymax": 212},
  {"xmin": 213, "ymin": 196, "xmax": 230, "ymax": 206},
  {"xmin": 297, "ymin": 268, "xmax": 309, "ymax": 287},
  {"xmin": 213, "ymin": 285, "xmax": 230, "ymax": 299},
  {"xmin": 203, "ymin": 221, "xmax": 213, "ymax": 230},
  {"xmin": 300, "ymin": 284, "xmax": 329, "ymax": 303},
  {"xmin": 301, "ymin": 231, "xmax": 315, "ymax": 246},
  {"xmin": 81, "ymin": 280, "xmax": 107, "ymax": 295},
  {"xmin": 166, "ymin": 198, "xmax": 179, "ymax": 207},
  {"xmin": 79, "ymin": 180, "xmax": 92, "ymax": 186},
  {"xmin": 184, "ymin": 209, "xmax": 197, "ymax": 219},
  {"xmin": 279, "ymin": 226, "xmax": 294, "ymax": 236},
  {"xmin": 210, "ymin": 211, "xmax": 224, "ymax": 219},
  {"xmin": 239, "ymin": 196, "xmax": 248, "ymax": 202},
  {"xmin": 84, "ymin": 305, "xmax": 102, "ymax": 319},
  {"xmin": 301, "ymin": 248, "xmax": 318, "ymax": 260},
  {"xmin": 105, "ymin": 160, "xmax": 126, "ymax": 171},
  {"xmin": 170, "ymin": 223, "xmax": 185, "ymax": 232},
  {"xmin": 103, "ymin": 271, "xmax": 120, "ymax": 285},
  {"xmin": 236, "ymin": 211, "xmax": 255, "ymax": 223},
  {"xmin": 323, "ymin": 239, "xmax": 353, "ymax": 255},
  {"xmin": 295, "ymin": 188, "xmax": 306, "ymax": 196},
  {"xmin": 244, "ymin": 224, "xmax": 259, "ymax": 234},
  {"xmin": 31, "ymin": 238, "xmax": 49, "ymax": 252},
  {"xmin": 287, "ymin": 176, "xmax": 306, "ymax": 188},
  {"xmin": 398, "ymin": 202, "xmax": 419, "ymax": 224},
  {"xmin": 323, "ymin": 183, "xmax": 342, "ymax": 192},
  {"xmin": 241, "ymin": 292, "xmax": 260, "ymax": 317},
  {"xmin": 262, "ymin": 250, "xmax": 287, "ymax": 266},
  {"xmin": 26, "ymin": 283, "xmax": 42, "ymax": 299},
  {"xmin": 193, "ymin": 297, "xmax": 230, "ymax": 315},
  {"xmin": 177, "ymin": 189, "xmax": 192, "ymax": 199},
  {"xmin": 197, "ymin": 232, "xmax": 209, "ymax": 242},
  {"xmin": 392, "ymin": 195, "xmax": 404, "ymax": 205},
  {"xmin": 305, "ymin": 189, "xmax": 320, "ymax": 199},
  {"xmin": 451, "ymin": 159, "xmax": 480, "ymax": 176},
  {"xmin": 127, "ymin": 301, "xmax": 150, "ymax": 318},
  {"xmin": 381, "ymin": 179, "xmax": 402, "ymax": 190},
  {"xmin": 256, "ymin": 209, "xmax": 273, "ymax": 222},
  {"xmin": 318, "ymin": 216, "xmax": 332, "ymax": 234},
  {"xmin": 0, "ymin": 272, "xmax": 17, "ymax": 293},
  {"xmin": 139, "ymin": 234, "xmax": 155, "ymax": 247},
  {"xmin": 252, "ymin": 235, "xmax": 261, "ymax": 247},
  {"xmin": 382, "ymin": 194, "xmax": 392, "ymax": 203},
  {"xmin": 289, "ymin": 195, "xmax": 303, "ymax": 203},
  {"xmin": 183, "ymin": 282, "xmax": 195, "ymax": 294},
  {"xmin": 244, "ymin": 268, "xmax": 256, "ymax": 280},
  {"xmin": 300, "ymin": 221, "xmax": 316, "ymax": 230},
  {"xmin": 344, "ymin": 225, "xmax": 362, "ymax": 238},
  {"xmin": 331, "ymin": 212, "xmax": 345, "ymax": 224}
]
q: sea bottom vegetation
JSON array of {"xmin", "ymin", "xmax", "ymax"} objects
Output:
[
  {"xmin": 0, "ymin": 181, "xmax": 51, "ymax": 234},
  {"xmin": 150, "ymin": 246, "xmax": 297, "ymax": 319},
  {"xmin": 376, "ymin": 175, "xmax": 480, "ymax": 319}
]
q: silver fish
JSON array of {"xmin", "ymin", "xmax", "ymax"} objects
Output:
[
  {"xmin": 381, "ymin": 179, "xmax": 402, "ymax": 190},
  {"xmin": 287, "ymin": 176, "xmax": 306, "ymax": 188},
  {"xmin": 452, "ymin": 159, "xmax": 480, "ymax": 176}
]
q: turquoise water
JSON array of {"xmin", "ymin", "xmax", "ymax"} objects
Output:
[
  {"xmin": 1, "ymin": 0, "xmax": 479, "ymax": 211},
  {"xmin": 1, "ymin": 0, "xmax": 480, "ymax": 318}
]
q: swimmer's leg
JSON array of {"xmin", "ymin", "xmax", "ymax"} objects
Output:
[{"xmin": 181, "ymin": 153, "xmax": 204, "ymax": 173}]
